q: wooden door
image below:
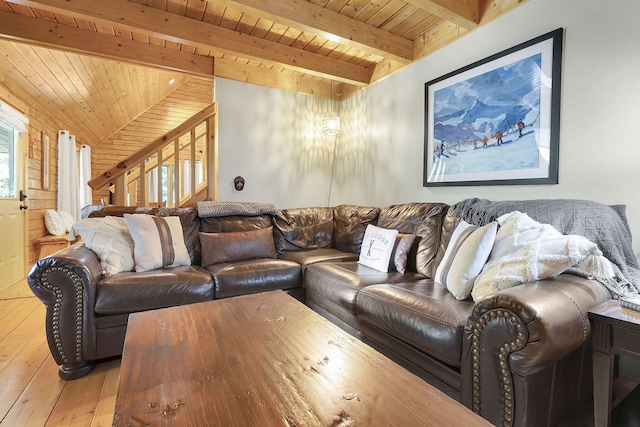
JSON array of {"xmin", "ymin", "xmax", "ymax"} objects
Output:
[{"xmin": 0, "ymin": 122, "xmax": 26, "ymax": 290}]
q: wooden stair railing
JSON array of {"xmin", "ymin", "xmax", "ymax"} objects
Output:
[{"xmin": 89, "ymin": 103, "xmax": 218, "ymax": 207}]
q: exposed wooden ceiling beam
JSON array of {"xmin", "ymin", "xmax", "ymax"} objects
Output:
[
  {"xmin": 215, "ymin": 57, "xmax": 355, "ymax": 100},
  {"xmin": 9, "ymin": 0, "xmax": 373, "ymax": 85},
  {"xmin": 0, "ymin": 10, "xmax": 215, "ymax": 77},
  {"xmin": 214, "ymin": 0, "xmax": 413, "ymax": 65},
  {"xmin": 404, "ymin": 0, "xmax": 480, "ymax": 30}
]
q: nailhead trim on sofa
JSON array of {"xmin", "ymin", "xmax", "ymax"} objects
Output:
[
  {"xmin": 41, "ymin": 267, "xmax": 83, "ymax": 364},
  {"xmin": 471, "ymin": 308, "xmax": 527, "ymax": 427}
]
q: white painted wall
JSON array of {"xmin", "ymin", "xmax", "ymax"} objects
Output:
[
  {"xmin": 216, "ymin": 81, "xmax": 338, "ymax": 208},
  {"xmin": 216, "ymin": 0, "xmax": 640, "ymax": 256}
]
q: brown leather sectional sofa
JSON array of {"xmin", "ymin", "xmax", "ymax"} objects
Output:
[{"xmin": 27, "ymin": 202, "xmax": 611, "ymax": 427}]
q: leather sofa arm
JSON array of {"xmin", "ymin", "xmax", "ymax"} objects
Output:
[
  {"xmin": 27, "ymin": 243, "xmax": 103, "ymax": 379},
  {"xmin": 460, "ymin": 273, "xmax": 610, "ymax": 427}
]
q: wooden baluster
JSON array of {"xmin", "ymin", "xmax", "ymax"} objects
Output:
[
  {"xmin": 157, "ymin": 149, "xmax": 163, "ymax": 207},
  {"xmin": 139, "ymin": 160, "xmax": 146, "ymax": 207},
  {"xmin": 190, "ymin": 128, "xmax": 196, "ymax": 198},
  {"xmin": 114, "ymin": 173, "xmax": 127, "ymax": 206},
  {"xmin": 174, "ymin": 138, "xmax": 180, "ymax": 208}
]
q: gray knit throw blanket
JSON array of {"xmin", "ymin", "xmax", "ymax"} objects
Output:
[
  {"xmin": 453, "ymin": 198, "xmax": 640, "ymax": 298},
  {"xmin": 196, "ymin": 201, "xmax": 277, "ymax": 218}
]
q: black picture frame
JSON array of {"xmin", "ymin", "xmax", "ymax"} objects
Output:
[{"xmin": 423, "ymin": 28, "xmax": 563, "ymax": 187}]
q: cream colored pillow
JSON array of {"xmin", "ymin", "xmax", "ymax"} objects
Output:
[
  {"xmin": 435, "ymin": 220, "xmax": 498, "ymax": 300},
  {"xmin": 124, "ymin": 214, "xmax": 191, "ymax": 272},
  {"xmin": 472, "ymin": 211, "xmax": 612, "ymax": 301},
  {"xmin": 358, "ymin": 224, "xmax": 399, "ymax": 272},
  {"xmin": 44, "ymin": 209, "xmax": 66, "ymax": 236},
  {"xmin": 57, "ymin": 210, "xmax": 75, "ymax": 233},
  {"xmin": 69, "ymin": 216, "xmax": 135, "ymax": 276}
]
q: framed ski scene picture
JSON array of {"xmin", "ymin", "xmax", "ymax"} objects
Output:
[{"xmin": 423, "ymin": 28, "xmax": 563, "ymax": 187}]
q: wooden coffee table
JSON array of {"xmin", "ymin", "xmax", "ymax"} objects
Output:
[{"xmin": 114, "ymin": 290, "xmax": 490, "ymax": 426}]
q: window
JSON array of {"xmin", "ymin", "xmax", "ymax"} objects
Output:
[
  {"xmin": 0, "ymin": 120, "xmax": 17, "ymax": 198},
  {"xmin": 0, "ymin": 100, "xmax": 28, "ymax": 199}
]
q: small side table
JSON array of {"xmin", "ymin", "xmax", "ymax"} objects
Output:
[
  {"xmin": 35, "ymin": 234, "xmax": 72, "ymax": 259},
  {"xmin": 589, "ymin": 300, "xmax": 640, "ymax": 426}
]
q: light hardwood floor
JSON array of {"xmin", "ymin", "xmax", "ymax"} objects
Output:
[{"xmin": 0, "ymin": 280, "xmax": 120, "ymax": 427}]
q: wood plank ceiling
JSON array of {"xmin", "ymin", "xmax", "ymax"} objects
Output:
[{"xmin": 0, "ymin": 0, "xmax": 526, "ymax": 147}]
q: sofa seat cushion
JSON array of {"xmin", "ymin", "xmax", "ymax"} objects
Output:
[
  {"xmin": 356, "ymin": 280, "xmax": 474, "ymax": 368},
  {"xmin": 279, "ymin": 248, "xmax": 358, "ymax": 269},
  {"xmin": 304, "ymin": 262, "xmax": 425, "ymax": 327},
  {"xmin": 95, "ymin": 265, "xmax": 214, "ymax": 315},
  {"xmin": 205, "ymin": 259, "xmax": 302, "ymax": 299}
]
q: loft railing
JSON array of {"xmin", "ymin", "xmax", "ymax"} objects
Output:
[{"xmin": 88, "ymin": 103, "xmax": 218, "ymax": 207}]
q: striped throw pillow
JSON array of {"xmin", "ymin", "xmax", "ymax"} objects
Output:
[{"xmin": 124, "ymin": 214, "xmax": 191, "ymax": 272}]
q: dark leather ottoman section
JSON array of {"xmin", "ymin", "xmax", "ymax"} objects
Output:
[
  {"xmin": 356, "ymin": 280, "xmax": 474, "ymax": 368},
  {"xmin": 304, "ymin": 261, "xmax": 424, "ymax": 328},
  {"xmin": 279, "ymin": 248, "xmax": 358, "ymax": 269},
  {"xmin": 95, "ymin": 265, "xmax": 214, "ymax": 315},
  {"xmin": 206, "ymin": 259, "xmax": 302, "ymax": 299}
]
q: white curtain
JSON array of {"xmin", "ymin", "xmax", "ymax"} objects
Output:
[
  {"xmin": 79, "ymin": 144, "xmax": 92, "ymax": 209},
  {"xmin": 148, "ymin": 167, "xmax": 158, "ymax": 203},
  {"xmin": 183, "ymin": 160, "xmax": 203, "ymax": 194},
  {"xmin": 183, "ymin": 160, "xmax": 190, "ymax": 195},
  {"xmin": 57, "ymin": 130, "xmax": 81, "ymax": 220},
  {"xmin": 195, "ymin": 161, "xmax": 202, "ymax": 186}
]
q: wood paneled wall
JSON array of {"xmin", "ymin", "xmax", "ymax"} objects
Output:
[{"xmin": 91, "ymin": 77, "xmax": 214, "ymax": 204}]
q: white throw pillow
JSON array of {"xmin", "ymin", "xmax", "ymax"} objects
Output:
[
  {"xmin": 69, "ymin": 216, "xmax": 135, "ymax": 276},
  {"xmin": 124, "ymin": 214, "xmax": 191, "ymax": 272},
  {"xmin": 358, "ymin": 224, "xmax": 399, "ymax": 272},
  {"xmin": 435, "ymin": 220, "xmax": 498, "ymax": 300},
  {"xmin": 472, "ymin": 211, "xmax": 613, "ymax": 301},
  {"xmin": 57, "ymin": 210, "xmax": 75, "ymax": 233},
  {"xmin": 44, "ymin": 209, "xmax": 66, "ymax": 236}
]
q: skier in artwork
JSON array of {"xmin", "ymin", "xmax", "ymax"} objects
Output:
[
  {"xmin": 496, "ymin": 130, "xmax": 503, "ymax": 146},
  {"xmin": 518, "ymin": 120, "xmax": 525, "ymax": 138}
]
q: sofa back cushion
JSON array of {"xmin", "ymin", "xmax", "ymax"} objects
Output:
[
  {"xmin": 200, "ymin": 227, "xmax": 277, "ymax": 267},
  {"xmin": 378, "ymin": 202, "xmax": 449, "ymax": 277},
  {"xmin": 200, "ymin": 214, "xmax": 273, "ymax": 233},
  {"xmin": 272, "ymin": 207, "xmax": 334, "ymax": 254},
  {"xmin": 333, "ymin": 205, "xmax": 380, "ymax": 254}
]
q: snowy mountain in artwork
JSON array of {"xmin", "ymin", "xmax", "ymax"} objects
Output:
[{"xmin": 434, "ymin": 53, "xmax": 542, "ymax": 143}]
